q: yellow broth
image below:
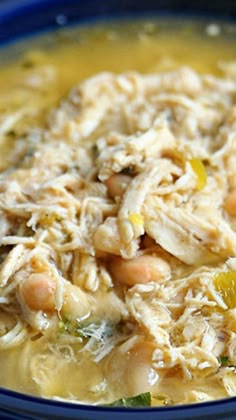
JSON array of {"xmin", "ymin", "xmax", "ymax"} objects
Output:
[{"xmin": 0, "ymin": 20, "xmax": 236, "ymax": 168}]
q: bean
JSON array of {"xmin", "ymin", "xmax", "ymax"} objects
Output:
[
  {"xmin": 21, "ymin": 273, "xmax": 56, "ymax": 312},
  {"xmin": 225, "ymin": 189, "xmax": 236, "ymax": 216},
  {"xmin": 109, "ymin": 255, "xmax": 171, "ymax": 287},
  {"xmin": 21, "ymin": 273, "xmax": 92, "ymax": 319},
  {"xmin": 105, "ymin": 174, "xmax": 131, "ymax": 199}
]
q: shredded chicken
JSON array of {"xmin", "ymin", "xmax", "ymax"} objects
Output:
[{"xmin": 1, "ymin": 66, "xmax": 236, "ymax": 405}]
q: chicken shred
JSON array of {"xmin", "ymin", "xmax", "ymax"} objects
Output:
[{"xmin": 1, "ymin": 66, "xmax": 236, "ymax": 405}]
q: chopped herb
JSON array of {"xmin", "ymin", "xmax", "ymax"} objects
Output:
[
  {"xmin": 219, "ymin": 356, "xmax": 236, "ymax": 369},
  {"xmin": 58, "ymin": 320, "xmax": 68, "ymax": 332},
  {"xmin": 91, "ymin": 144, "xmax": 99, "ymax": 157},
  {"xmin": 59, "ymin": 319, "xmax": 114, "ymax": 338},
  {"xmin": 22, "ymin": 60, "xmax": 34, "ymax": 69},
  {"xmin": 104, "ymin": 392, "xmax": 151, "ymax": 407},
  {"xmin": 6, "ymin": 130, "xmax": 17, "ymax": 138},
  {"xmin": 58, "ymin": 318, "xmax": 75, "ymax": 334},
  {"xmin": 219, "ymin": 356, "xmax": 229, "ymax": 366},
  {"xmin": 58, "ymin": 319, "xmax": 125, "ymax": 362}
]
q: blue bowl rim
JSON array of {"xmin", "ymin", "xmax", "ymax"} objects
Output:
[
  {"xmin": 1, "ymin": 386, "xmax": 236, "ymax": 414},
  {"xmin": 1, "ymin": 0, "xmax": 236, "ymax": 45}
]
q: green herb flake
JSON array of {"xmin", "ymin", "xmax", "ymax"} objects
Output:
[
  {"xmin": 219, "ymin": 356, "xmax": 229, "ymax": 366},
  {"xmin": 22, "ymin": 60, "xmax": 35, "ymax": 69},
  {"xmin": 6, "ymin": 130, "xmax": 17, "ymax": 138},
  {"xmin": 58, "ymin": 318, "xmax": 72, "ymax": 334},
  {"xmin": 91, "ymin": 144, "xmax": 99, "ymax": 157},
  {"xmin": 218, "ymin": 356, "xmax": 236, "ymax": 369},
  {"xmin": 105, "ymin": 392, "xmax": 151, "ymax": 407},
  {"xmin": 58, "ymin": 320, "xmax": 66, "ymax": 330}
]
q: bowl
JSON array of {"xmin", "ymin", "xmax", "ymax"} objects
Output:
[{"xmin": 0, "ymin": 0, "xmax": 236, "ymax": 419}]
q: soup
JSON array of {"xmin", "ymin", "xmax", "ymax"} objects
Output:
[{"xmin": 0, "ymin": 20, "xmax": 236, "ymax": 406}]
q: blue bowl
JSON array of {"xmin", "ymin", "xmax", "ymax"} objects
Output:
[{"xmin": 0, "ymin": 1, "xmax": 236, "ymax": 419}]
